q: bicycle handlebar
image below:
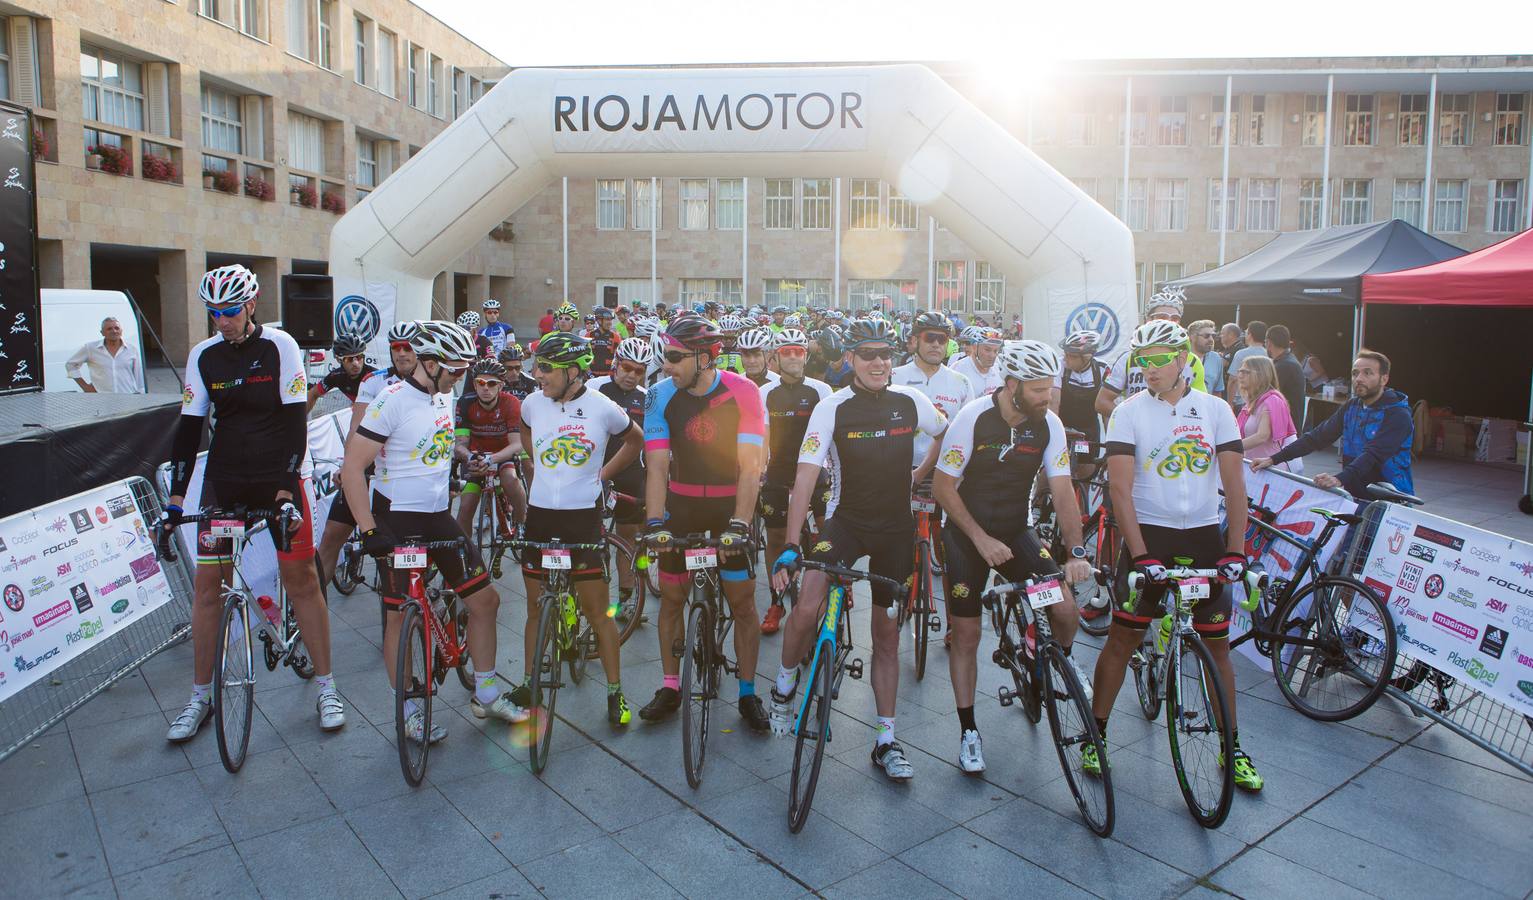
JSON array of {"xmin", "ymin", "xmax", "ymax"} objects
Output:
[
  {"xmin": 1125, "ymin": 566, "xmax": 1269, "ymax": 612},
  {"xmin": 506, "ymin": 538, "xmax": 608, "ymax": 552},
  {"xmin": 791, "ymin": 558, "xmax": 904, "ymax": 616},
  {"xmin": 156, "ymin": 506, "xmax": 295, "ymax": 564}
]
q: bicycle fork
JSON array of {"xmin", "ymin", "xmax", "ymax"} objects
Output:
[{"xmin": 792, "ymin": 584, "xmax": 863, "ymax": 739}]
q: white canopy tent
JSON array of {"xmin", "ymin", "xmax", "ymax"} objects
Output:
[{"xmin": 328, "ymin": 64, "xmax": 1137, "ymax": 358}]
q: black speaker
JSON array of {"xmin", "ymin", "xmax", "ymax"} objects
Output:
[
  {"xmin": 603, "ymin": 285, "xmax": 619, "ymax": 309},
  {"xmin": 281, "ymin": 274, "xmax": 334, "ymax": 349}
]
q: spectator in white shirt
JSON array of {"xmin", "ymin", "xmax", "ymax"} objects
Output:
[{"xmin": 65, "ymin": 317, "xmax": 145, "ymax": 394}]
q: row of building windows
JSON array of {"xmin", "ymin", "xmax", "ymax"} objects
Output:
[
  {"xmin": 593, "ymin": 265, "xmax": 1006, "ymax": 313},
  {"xmin": 593, "ymin": 178, "xmax": 922, "ymax": 232},
  {"xmin": 1035, "ymin": 91, "xmax": 1528, "ymax": 149}
]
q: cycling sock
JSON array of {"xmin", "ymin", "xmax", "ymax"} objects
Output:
[
  {"xmin": 1231, "ymin": 728, "xmax": 1241, "ymax": 749},
  {"xmin": 775, "ymin": 665, "xmax": 797, "ymax": 696},
  {"xmin": 474, "ymin": 671, "xmax": 500, "ymax": 705},
  {"xmin": 607, "ymin": 681, "xmax": 622, "ymax": 697},
  {"xmin": 662, "ymin": 674, "xmax": 680, "ymax": 692},
  {"xmin": 1095, "ymin": 716, "xmax": 1109, "ymax": 739},
  {"xmin": 957, "ymin": 705, "xmax": 977, "ymax": 734},
  {"xmin": 738, "ymin": 679, "xmax": 755, "ymax": 700},
  {"xmin": 876, "ymin": 717, "xmax": 896, "ymax": 747},
  {"xmin": 190, "ymin": 682, "xmax": 211, "ymax": 703},
  {"xmin": 315, "ymin": 673, "xmax": 336, "ymax": 694}
]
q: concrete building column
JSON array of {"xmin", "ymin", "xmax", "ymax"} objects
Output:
[
  {"xmin": 464, "ymin": 273, "xmax": 489, "ymax": 311},
  {"xmin": 248, "ymin": 256, "xmax": 282, "ymax": 325},
  {"xmin": 40, "ymin": 239, "xmax": 90, "ymax": 289},
  {"xmin": 158, "ymin": 248, "xmax": 200, "ymax": 362}
]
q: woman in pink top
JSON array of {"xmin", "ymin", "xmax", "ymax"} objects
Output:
[{"xmin": 1236, "ymin": 355, "xmax": 1300, "ymax": 471}]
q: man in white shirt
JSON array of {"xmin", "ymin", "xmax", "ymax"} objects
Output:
[
  {"xmin": 66, "ymin": 317, "xmax": 145, "ymax": 393},
  {"xmin": 950, "ymin": 327, "xmax": 1002, "ymax": 394}
]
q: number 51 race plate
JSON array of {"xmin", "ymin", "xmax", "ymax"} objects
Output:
[{"xmin": 209, "ymin": 519, "xmax": 245, "ymax": 538}]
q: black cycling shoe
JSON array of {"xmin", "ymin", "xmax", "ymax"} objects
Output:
[
  {"xmin": 638, "ymin": 687, "xmax": 681, "ymax": 722},
  {"xmin": 738, "ymin": 695, "xmax": 770, "ymax": 733}
]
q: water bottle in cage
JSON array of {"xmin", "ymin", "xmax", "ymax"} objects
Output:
[{"xmin": 255, "ymin": 595, "xmax": 281, "ymax": 640}]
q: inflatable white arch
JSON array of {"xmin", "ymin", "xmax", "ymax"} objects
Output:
[{"xmin": 329, "ymin": 64, "xmax": 1137, "ymax": 356}]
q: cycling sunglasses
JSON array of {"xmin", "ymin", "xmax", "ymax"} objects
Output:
[
  {"xmin": 1133, "ymin": 351, "xmax": 1182, "ymax": 369},
  {"xmin": 535, "ymin": 361, "xmax": 576, "ymax": 373},
  {"xmin": 852, "ymin": 347, "xmax": 896, "ymax": 361},
  {"xmin": 775, "ymin": 346, "xmax": 807, "ymax": 358},
  {"xmin": 473, "ymin": 378, "xmax": 503, "ymax": 388},
  {"xmin": 662, "ymin": 349, "xmax": 696, "ymax": 365},
  {"xmin": 616, "ymin": 361, "xmax": 647, "ymax": 377},
  {"xmin": 439, "ymin": 361, "xmax": 471, "ymax": 377},
  {"xmin": 389, "ymin": 340, "xmax": 412, "ymax": 351},
  {"xmin": 918, "ymin": 331, "xmax": 949, "ymax": 344},
  {"xmin": 338, "ymin": 354, "xmax": 366, "ymax": 364},
  {"xmin": 205, "ymin": 304, "xmax": 244, "ymax": 318}
]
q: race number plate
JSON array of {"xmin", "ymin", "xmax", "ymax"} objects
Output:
[
  {"xmin": 911, "ymin": 498, "xmax": 937, "ymax": 513},
  {"xmin": 1182, "ymin": 577, "xmax": 1211, "ymax": 600},
  {"xmin": 1027, "ymin": 579, "xmax": 1067, "ymax": 609},
  {"xmin": 1073, "ymin": 440, "xmax": 1092, "ymax": 455},
  {"xmin": 393, "ymin": 546, "xmax": 427, "ymax": 569},
  {"xmin": 209, "ymin": 519, "xmax": 245, "ymax": 538},
  {"xmin": 685, "ymin": 548, "xmax": 718, "ymax": 571},
  {"xmin": 542, "ymin": 549, "xmax": 572, "ymax": 570}
]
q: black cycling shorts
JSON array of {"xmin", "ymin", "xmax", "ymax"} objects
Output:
[
  {"xmin": 520, "ymin": 505, "xmax": 605, "ymax": 583},
  {"xmin": 196, "ymin": 479, "xmax": 315, "ymax": 563},
  {"xmin": 758, "ymin": 478, "xmax": 829, "ymax": 530},
  {"xmin": 942, "ymin": 526, "xmax": 1061, "ymax": 619},
  {"xmin": 610, "ymin": 471, "xmax": 646, "ymax": 526},
  {"xmin": 1113, "ymin": 523, "xmax": 1233, "ymax": 639},
  {"xmin": 802, "ymin": 516, "xmax": 914, "ymax": 609},
  {"xmin": 325, "ymin": 487, "xmax": 356, "ymax": 528},
  {"xmin": 375, "ymin": 504, "xmax": 488, "ymax": 611},
  {"xmin": 659, "ymin": 495, "xmax": 751, "ymax": 583}
]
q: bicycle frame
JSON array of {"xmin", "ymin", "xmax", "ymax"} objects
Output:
[
  {"xmin": 1229, "ymin": 506, "xmax": 1344, "ymax": 651},
  {"xmin": 794, "ymin": 579, "xmax": 852, "ymax": 737}
]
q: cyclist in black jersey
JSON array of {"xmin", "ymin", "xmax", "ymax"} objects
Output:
[
  {"xmin": 498, "ymin": 345, "xmax": 539, "ymax": 400},
  {"xmin": 306, "ymin": 333, "xmax": 376, "ymax": 412},
  {"xmin": 1050, "ymin": 329, "xmax": 1107, "ymax": 445},
  {"xmin": 593, "ymin": 337, "xmax": 652, "ymax": 603},
  {"xmin": 162, "ymin": 264, "xmax": 344, "ymax": 742}
]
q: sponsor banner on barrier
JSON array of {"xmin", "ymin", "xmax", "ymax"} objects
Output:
[
  {"xmin": 0, "ymin": 481, "xmax": 174, "ymax": 703},
  {"xmin": 1355, "ymin": 505, "xmax": 1533, "ymax": 713}
]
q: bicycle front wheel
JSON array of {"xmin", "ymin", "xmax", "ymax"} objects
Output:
[
  {"xmin": 394, "ymin": 601, "xmax": 431, "ymax": 786},
  {"xmin": 529, "ymin": 595, "xmax": 562, "ymax": 774},
  {"xmin": 213, "ymin": 595, "xmax": 255, "ymax": 773},
  {"xmin": 1166, "ymin": 632, "xmax": 1235, "ymax": 828},
  {"xmin": 1269, "ymin": 576, "xmax": 1397, "ymax": 722},
  {"xmin": 591, "ymin": 535, "xmax": 645, "ymax": 658},
  {"xmin": 331, "ymin": 543, "xmax": 362, "ymax": 595},
  {"xmin": 912, "ymin": 538, "xmax": 933, "ymax": 681},
  {"xmin": 680, "ymin": 600, "xmax": 715, "ymax": 789},
  {"xmin": 1077, "ymin": 524, "xmax": 1116, "ymax": 638},
  {"xmin": 787, "ymin": 646, "xmax": 834, "ymax": 833},
  {"xmin": 1132, "ymin": 632, "xmax": 1163, "ymax": 721},
  {"xmin": 1042, "ymin": 643, "xmax": 1114, "ymax": 837}
]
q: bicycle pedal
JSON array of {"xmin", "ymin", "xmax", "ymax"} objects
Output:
[
  {"xmin": 991, "ymin": 648, "xmax": 1006, "ymax": 666},
  {"xmin": 997, "ymin": 686, "xmax": 1015, "ymax": 707},
  {"xmin": 928, "ymin": 618, "xmax": 942, "ymax": 632},
  {"xmin": 847, "ymin": 658, "xmax": 864, "ymax": 680}
]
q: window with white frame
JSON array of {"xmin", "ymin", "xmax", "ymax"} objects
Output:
[
  {"xmin": 596, "ymin": 179, "xmax": 626, "ymax": 230},
  {"xmin": 1494, "ymin": 93, "xmax": 1526, "ymax": 146},
  {"xmin": 286, "ymin": 110, "xmax": 323, "ymax": 172},
  {"xmin": 595, "ymin": 279, "xmax": 661, "ymax": 307},
  {"xmin": 1134, "ymin": 262, "xmax": 1146, "ymax": 307},
  {"xmin": 200, "ymin": 0, "xmax": 265, "ymax": 36},
  {"xmin": 1339, "ymin": 178, "xmax": 1373, "ymax": 226},
  {"xmin": 936, "ymin": 261, "xmax": 967, "ymax": 311},
  {"xmin": 1438, "ymin": 93, "xmax": 1471, "ymax": 146},
  {"xmin": 450, "ymin": 67, "xmax": 462, "ymax": 119},
  {"xmin": 1298, "ymin": 179, "xmax": 1325, "ymax": 230},
  {"xmin": 850, "ymin": 178, "xmax": 880, "ymax": 229},
  {"xmin": 1065, "ymin": 104, "xmax": 1096, "ymax": 146},
  {"xmin": 1490, "ymin": 179, "xmax": 1524, "ymax": 232},
  {"xmin": 1247, "ymin": 94, "xmax": 1272, "ymax": 146},
  {"xmin": 1392, "ymin": 179, "xmax": 1424, "ymax": 228},
  {"xmin": 887, "ymin": 185, "xmax": 918, "ymax": 230},
  {"xmin": 81, "ymin": 45, "xmax": 146, "ymax": 132},
  {"xmin": 0, "ymin": 22, "xmax": 10, "ymax": 101},
  {"xmin": 680, "ymin": 178, "xmax": 709, "ymax": 230},
  {"xmin": 353, "ymin": 15, "xmax": 370, "ymax": 86},
  {"xmin": 317, "ymin": 0, "xmax": 334, "ymax": 68},
  {"xmin": 1153, "ymin": 178, "xmax": 1187, "ymax": 231},
  {"xmin": 427, "ymin": 55, "xmax": 442, "ymax": 117},
  {"xmin": 848, "ymin": 279, "xmax": 919, "ymax": 311},
  {"xmin": 1151, "ymin": 263, "xmax": 1184, "ymax": 295},
  {"xmin": 1121, "ymin": 95, "xmax": 1148, "ymax": 146},
  {"xmin": 356, "ymin": 135, "xmax": 377, "ymax": 188},
  {"xmin": 376, "ymin": 29, "xmax": 396, "ymax": 96},
  {"xmin": 1209, "ymin": 93, "xmax": 1239, "ymax": 146},
  {"xmin": 972, "ymin": 262, "xmax": 1004, "ymax": 314},
  {"xmin": 801, "ymin": 178, "xmax": 832, "ymax": 229},
  {"xmin": 1343, "ymin": 94, "xmax": 1375, "ymax": 146},
  {"xmin": 1398, "ymin": 93, "xmax": 1427, "ymax": 146},
  {"xmin": 763, "ymin": 278, "xmax": 830, "ymax": 307},
  {"xmin": 1122, "ymin": 178, "xmax": 1147, "ymax": 231},
  {"xmin": 717, "ymin": 178, "xmax": 744, "ymax": 230},
  {"xmin": 1432, "ymin": 179, "xmax": 1467, "ymax": 232},
  {"xmin": 1246, "ymin": 178, "xmax": 1279, "ymax": 231},
  {"xmin": 241, "ymin": 0, "xmax": 264, "ymax": 38},
  {"xmin": 765, "ymin": 178, "xmax": 794, "ymax": 229},
  {"xmin": 1302, "ymin": 94, "xmax": 1326, "ymax": 146},
  {"xmin": 633, "ymin": 178, "xmax": 660, "ymax": 229},
  {"xmin": 201, "ymin": 83, "xmax": 243, "ymax": 156},
  {"xmin": 1158, "ymin": 95, "xmax": 1188, "ymax": 146},
  {"xmin": 406, "ymin": 42, "xmax": 420, "ymax": 108},
  {"xmin": 1207, "ymin": 178, "xmax": 1239, "ymax": 231},
  {"xmin": 680, "ymin": 278, "xmax": 742, "ymax": 307}
]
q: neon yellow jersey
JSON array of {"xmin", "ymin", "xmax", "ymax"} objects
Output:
[
  {"xmin": 1188, "ymin": 352, "xmax": 1207, "ymax": 393},
  {"xmin": 715, "ymin": 352, "xmax": 745, "ymax": 374}
]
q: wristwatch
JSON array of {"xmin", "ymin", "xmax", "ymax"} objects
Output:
[{"xmin": 1069, "ymin": 545, "xmax": 1088, "ymax": 560}]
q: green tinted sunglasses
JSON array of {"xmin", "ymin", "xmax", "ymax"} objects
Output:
[{"xmin": 1133, "ymin": 351, "xmax": 1182, "ymax": 370}]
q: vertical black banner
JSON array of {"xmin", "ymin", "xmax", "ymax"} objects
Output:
[{"xmin": 0, "ymin": 102, "xmax": 39, "ymax": 395}]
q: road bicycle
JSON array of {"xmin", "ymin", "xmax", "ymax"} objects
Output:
[
  {"xmin": 987, "ymin": 574, "xmax": 1113, "ymax": 836},
  {"xmin": 465, "ymin": 452, "xmax": 525, "ymax": 580},
  {"xmin": 1126, "ymin": 562, "xmax": 1267, "ymax": 828},
  {"xmin": 593, "ymin": 486, "xmax": 654, "ymax": 659},
  {"xmin": 388, "ymin": 537, "xmax": 476, "ymax": 786},
  {"xmin": 903, "ymin": 488, "xmax": 945, "ymax": 681},
  {"xmin": 329, "ymin": 526, "xmax": 369, "ymax": 595},
  {"xmin": 782, "ymin": 559, "xmax": 900, "ymax": 833},
  {"xmin": 507, "ymin": 536, "xmax": 608, "ymax": 774},
  {"xmin": 1031, "ymin": 435, "xmax": 1117, "ymax": 638},
  {"xmin": 157, "ymin": 507, "xmax": 314, "ymax": 774}
]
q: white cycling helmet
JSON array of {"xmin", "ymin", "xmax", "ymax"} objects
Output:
[
  {"xmin": 199, "ymin": 264, "xmax": 259, "ymax": 307},
  {"xmin": 387, "ymin": 320, "xmax": 420, "ymax": 343},
  {"xmin": 456, "ymin": 311, "xmax": 482, "ymax": 330},
  {"xmin": 737, "ymin": 328, "xmax": 775, "ymax": 351},
  {"xmin": 482, "ymin": 299, "xmax": 501, "ymax": 311},
  {"xmin": 409, "ymin": 320, "xmax": 477, "ymax": 363},
  {"xmin": 783, "ymin": 314, "xmax": 802, "ymax": 327},
  {"xmin": 615, "ymin": 336, "xmax": 654, "ymax": 366},
  {"xmin": 1129, "ymin": 319, "xmax": 1191, "ymax": 352},
  {"xmin": 1146, "ymin": 285, "xmax": 1186, "ymax": 318},
  {"xmin": 720, "ymin": 314, "xmax": 747, "ymax": 334},
  {"xmin": 997, "ymin": 340, "xmax": 1060, "ymax": 382},
  {"xmin": 774, "ymin": 327, "xmax": 810, "ymax": 349},
  {"xmin": 1061, "ymin": 330, "xmax": 1102, "ymax": 354},
  {"xmin": 958, "ymin": 325, "xmax": 983, "ymax": 345}
]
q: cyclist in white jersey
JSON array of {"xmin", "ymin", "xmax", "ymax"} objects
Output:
[
  {"xmin": 892, "ymin": 311, "xmax": 974, "ymax": 466},
  {"xmin": 951, "ymin": 327, "xmax": 1003, "ymax": 394}
]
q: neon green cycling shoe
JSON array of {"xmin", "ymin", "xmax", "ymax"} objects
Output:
[
  {"xmin": 1080, "ymin": 742, "xmax": 1105, "ymax": 778},
  {"xmin": 1224, "ymin": 747, "xmax": 1265, "ymax": 792},
  {"xmin": 608, "ymin": 692, "xmax": 632, "ymax": 727}
]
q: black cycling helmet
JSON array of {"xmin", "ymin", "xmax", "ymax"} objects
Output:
[
  {"xmin": 844, "ymin": 317, "xmax": 897, "ymax": 348},
  {"xmin": 814, "ymin": 328, "xmax": 843, "ymax": 356},
  {"xmin": 911, "ymin": 310, "xmax": 951, "ymax": 335},
  {"xmin": 332, "ymin": 333, "xmax": 367, "ymax": 357},
  {"xmin": 534, "ymin": 331, "xmax": 594, "ymax": 370},
  {"xmin": 498, "ymin": 344, "xmax": 526, "ymax": 363},
  {"xmin": 470, "ymin": 358, "xmax": 507, "ymax": 380},
  {"xmin": 663, "ymin": 313, "xmax": 723, "ymax": 354}
]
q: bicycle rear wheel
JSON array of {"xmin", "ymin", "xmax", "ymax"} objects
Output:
[
  {"xmin": 787, "ymin": 646, "xmax": 834, "ymax": 833},
  {"xmin": 213, "ymin": 595, "xmax": 255, "ymax": 773},
  {"xmin": 448, "ymin": 593, "xmax": 474, "ymax": 692},
  {"xmin": 1042, "ymin": 643, "xmax": 1114, "ymax": 837},
  {"xmin": 394, "ymin": 601, "xmax": 431, "ymax": 786},
  {"xmin": 1077, "ymin": 522, "xmax": 1116, "ymax": 637},
  {"xmin": 680, "ymin": 600, "xmax": 715, "ymax": 788},
  {"xmin": 331, "ymin": 542, "xmax": 362, "ymax": 595},
  {"xmin": 912, "ymin": 538, "xmax": 933, "ymax": 681},
  {"xmin": 529, "ymin": 595, "xmax": 562, "ymax": 774},
  {"xmin": 591, "ymin": 535, "xmax": 645, "ymax": 658},
  {"xmin": 1269, "ymin": 576, "xmax": 1396, "ymax": 722},
  {"xmin": 1131, "ymin": 632, "xmax": 1163, "ymax": 721},
  {"xmin": 1166, "ymin": 633, "xmax": 1235, "ymax": 828}
]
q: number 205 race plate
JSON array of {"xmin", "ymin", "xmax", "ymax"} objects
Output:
[
  {"xmin": 1027, "ymin": 579, "xmax": 1066, "ymax": 609},
  {"xmin": 685, "ymin": 548, "xmax": 718, "ymax": 570},
  {"xmin": 393, "ymin": 546, "xmax": 427, "ymax": 569},
  {"xmin": 542, "ymin": 550, "xmax": 572, "ymax": 570}
]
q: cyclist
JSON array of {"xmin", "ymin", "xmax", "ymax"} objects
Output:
[
  {"xmin": 951, "ymin": 327, "xmax": 1003, "ymax": 394},
  {"xmin": 1051, "ymin": 329, "xmax": 1107, "ymax": 445},
  {"xmin": 758, "ymin": 327, "xmax": 832, "ymax": 635},
  {"xmin": 508, "ymin": 332, "xmax": 644, "ymax": 726},
  {"xmin": 1095, "ymin": 289, "xmax": 1203, "ymax": 420},
  {"xmin": 498, "ymin": 344, "xmax": 539, "ymax": 401},
  {"xmin": 306, "ymin": 333, "xmax": 378, "ymax": 413},
  {"xmin": 588, "ymin": 337, "xmax": 652, "ymax": 607},
  {"xmin": 817, "ymin": 329, "xmax": 851, "ymax": 388},
  {"xmin": 452, "ymin": 358, "xmax": 528, "ymax": 541},
  {"xmin": 612, "ymin": 305, "xmax": 633, "ymax": 339},
  {"xmin": 932, "ymin": 340, "xmax": 1094, "ymax": 773},
  {"xmin": 767, "ymin": 318, "xmax": 946, "ymax": 780},
  {"xmin": 770, "ymin": 305, "xmax": 789, "ymax": 333},
  {"xmin": 478, "ymin": 299, "xmax": 515, "ymax": 357},
  {"xmin": 1085, "ymin": 320, "xmax": 1260, "ymax": 791},
  {"xmin": 589, "ymin": 307, "xmax": 620, "ymax": 377},
  {"xmin": 738, "ymin": 327, "xmax": 780, "ymax": 388},
  {"xmin": 342, "ymin": 321, "xmax": 527, "ymax": 744},
  {"xmin": 457, "ymin": 311, "xmax": 494, "ymax": 360},
  {"xmin": 639, "ymin": 314, "xmax": 769, "ymax": 731},
  {"xmin": 549, "ymin": 301, "xmax": 580, "ymax": 337},
  {"xmin": 715, "ymin": 314, "xmax": 748, "ymax": 375},
  {"xmin": 162, "ymin": 264, "xmax": 344, "ymax": 741}
]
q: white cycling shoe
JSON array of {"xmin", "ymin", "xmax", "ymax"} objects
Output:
[
  {"xmin": 316, "ymin": 690, "xmax": 346, "ymax": 732},
  {"xmin": 166, "ymin": 696, "xmax": 211, "ymax": 743},
  {"xmin": 1068, "ymin": 656, "xmax": 1095, "ymax": 703},
  {"xmin": 958, "ymin": 729, "xmax": 986, "ymax": 774},
  {"xmin": 872, "ymin": 741, "xmax": 915, "ymax": 782},
  {"xmin": 471, "ymin": 692, "xmax": 531, "ymax": 724},
  {"xmin": 404, "ymin": 710, "xmax": 448, "ymax": 744},
  {"xmin": 768, "ymin": 689, "xmax": 794, "ymax": 738}
]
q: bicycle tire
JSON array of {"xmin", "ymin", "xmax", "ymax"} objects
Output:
[
  {"xmin": 331, "ymin": 544, "xmax": 362, "ymax": 595},
  {"xmin": 213, "ymin": 595, "xmax": 254, "ymax": 774},
  {"xmin": 590, "ymin": 535, "xmax": 645, "ymax": 659},
  {"xmin": 1269, "ymin": 576, "xmax": 1396, "ymax": 722},
  {"xmin": 529, "ymin": 595, "xmax": 562, "ymax": 774},
  {"xmin": 1076, "ymin": 522, "xmax": 1115, "ymax": 638},
  {"xmin": 281, "ymin": 597, "xmax": 316, "ymax": 679},
  {"xmin": 394, "ymin": 601, "xmax": 431, "ymax": 786},
  {"xmin": 787, "ymin": 646, "xmax": 834, "ymax": 833},
  {"xmin": 680, "ymin": 601, "xmax": 714, "ymax": 789},
  {"xmin": 1041, "ymin": 643, "xmax": 1114, "ymax": 837},
  {"xmin": 1132, "ymin": 633, "xmax": 1163, "ymax": 721},
  {"xmin": 450, "ymin": 593, "xmax": 474, "ymax": 692},
  {"xmin": 564, "ymin": 595, "xmax": 588, "ymax": 687},
  {"xmin": 1166, "ymin": 632, "xmax": 1235, "ymax": 828},
  {"xmin": 913, "ymin": 538, "xmax": 933, "ymax": 681}
]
